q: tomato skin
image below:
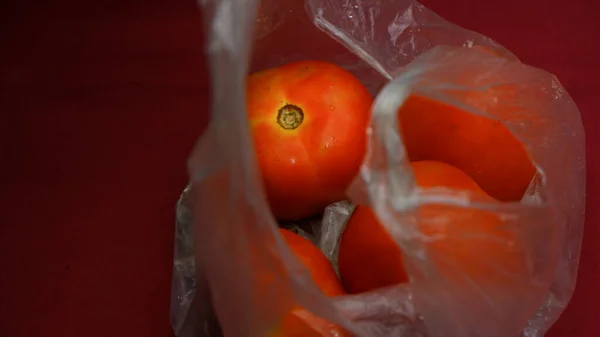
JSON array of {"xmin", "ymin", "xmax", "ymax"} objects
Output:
[
  {"xmin": 248, "ymin": 61, "xmax": 373, "ymax": 220},
  {"xmin": 338, "ymin": 205, "xmax": 408, "ymax": 294},
  {"xmin": 338, "ymin": 161, "xmax": 525, "ymax": 294},
  {"xmin": 398, "ymin": 95, "xmax": 536, "ymax": 202},
  {"xmin": 279, "ymin": 229, "xmax": 344, "ymax": 297},
  {"xmin": 271, "ymin": 229, "xmax": 349, "ymax": 337}
]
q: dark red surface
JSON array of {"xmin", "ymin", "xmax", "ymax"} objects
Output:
[{"xmin": 0, "ymin": 0, "xmax": 598, "ymax": 336}]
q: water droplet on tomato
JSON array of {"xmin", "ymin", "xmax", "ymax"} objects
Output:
[{"xmin": 329, "ymin": 105, "xmax": 336, "ymax": 111}]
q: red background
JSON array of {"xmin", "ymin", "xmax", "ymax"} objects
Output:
[{"xmin": 1, "ymin": 0, "xmax": 598, "ymax": 336}]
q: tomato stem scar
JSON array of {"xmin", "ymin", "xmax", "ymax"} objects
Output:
[{"xmin": 277, "ymin": 104, "xmax": 304, "ymax": 130}]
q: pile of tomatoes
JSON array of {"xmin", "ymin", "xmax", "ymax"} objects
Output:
[{"xmin": 246, "ymin": 60, "xmax": 536, "ymax": 336}]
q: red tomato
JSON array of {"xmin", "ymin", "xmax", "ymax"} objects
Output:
[
  {"xmin": 398, "ymin": 94, "xmax": 535, "ymax": 202},
  {"xmin": 247, "ymin": 60, "xmax": 373, "ymax": 220},
  {"xmin": 270, "ymin": 229, "xmax": 349, "ymax": 337},
  {"xmin": 338, "ymin": 160, "xmax": 526, "ymax": 294},
  {"xmin": 337, "ymin": 205, "xmax": 408, "ymax": 294}
]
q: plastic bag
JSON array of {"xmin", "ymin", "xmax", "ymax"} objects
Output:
[{"xmin": 170, "ymin": 0, "xmax": 586, "ymax": 336}]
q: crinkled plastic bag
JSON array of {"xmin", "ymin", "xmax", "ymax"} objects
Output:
[{"xmin": 170, "ymin": 0, "xmax": 586, "ymax": 336}]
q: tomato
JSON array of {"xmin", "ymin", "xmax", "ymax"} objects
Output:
[
  {"xmin": 271, "ymin": 229, "xmax": 349, "ymax": 337},
  {"xmin": 398, "ymin": 94, "xmax": 536, "ymax": 202},
  {"xmin": 337, "ymin": 205, "xmax": 408, "ymax": 294},
  {"xmin": 247, "ymin": 61, "xmax": 373, "ymax": 220},
  {"xmin": 279, "ymin": 228, "xmax": 344, "ymax": 297},
  {"xmin": 338, "ymin": 160, "xmax": 526, "ymax": 294}
]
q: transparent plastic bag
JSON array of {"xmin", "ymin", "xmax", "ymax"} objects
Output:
[{"xmin": 170, "ymin": 0, "xmax": 586, "ymax": 336}]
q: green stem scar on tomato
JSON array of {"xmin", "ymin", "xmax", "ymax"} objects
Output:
[{"xmin": 277, "ymin": 104, "xmax": 304, "ymax": 130}]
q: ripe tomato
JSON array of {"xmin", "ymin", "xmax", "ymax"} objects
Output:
[
  {"xmin": 398, "ymin": 94, "xmax": 536, "ymax": 202},
  {"xmin": 337, "ymin": 205, "xmax": 409, "ymax": 295},
  {"xmin": 338, "ymin": 160, "xmax": 526, "ymax": 294},
  {"xmin": 279, "ymin": 228, "xmax": 344, "ymax": 297},
  {"xmin": 247, "ymin": 61, "xmax": 373, "ymax": 220},
  {"xmin": 271, "ymin": 229, "xmax": 349, "ymax": 337}
]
